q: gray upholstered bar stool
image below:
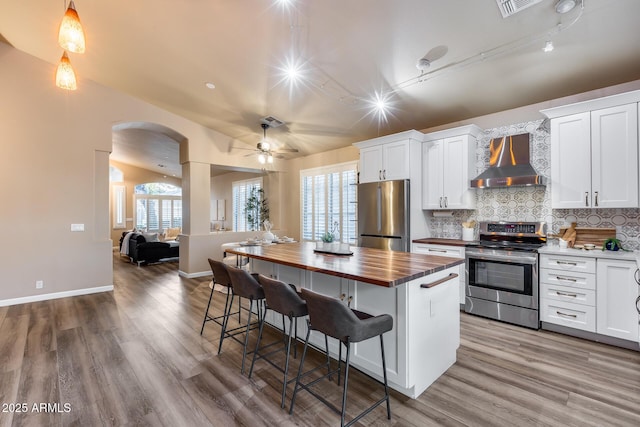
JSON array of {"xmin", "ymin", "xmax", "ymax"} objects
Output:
[
  {"xmin": 225, "ymin": 265, "xmax": 266, "ymax": 374},
  {"xmin": 289, "ymin": 288, "xmax": 393, "ymax": 427},
  {"xmin": 248, "ymin": 275, "xmax": 330, "ymax": 408},
  {"xmin": 201, "ymin": 258, "xmax": 242, "ymax": 355}
]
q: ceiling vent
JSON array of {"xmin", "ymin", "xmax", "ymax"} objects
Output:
[
  {"xmin": 495, "ymin": 0, "xmax": 544, "ymax": 18},
  {"xmin": 260, "ymin": 116, "xmax": 285, "ymax": 128}
]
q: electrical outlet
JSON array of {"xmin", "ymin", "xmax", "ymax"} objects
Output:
[{"xmin": 36, "ymin": 280, "xmax": 44, "ymax": 289}]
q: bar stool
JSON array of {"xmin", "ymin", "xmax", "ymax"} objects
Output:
[
  {"xmin": 289, "ymin": 288, "xmax": 393, "ymax": 427},
  {"xmin": 200, "ymin": 258, "xmax": 242, "ymax": 355},
  {"xmin": 225, "ymin": 266, "xmax": 266, "ymax": 374},
  {"xmin": 248, "ymin": 275, "xmax": 331, "ymax": 408}
]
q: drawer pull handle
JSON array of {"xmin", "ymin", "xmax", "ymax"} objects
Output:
[
  {"xmin": 556, "ymin": 276, "xmax": 577, "ymax": 282},
  {"xmin": 556, "ymin": 310, "xmax": 577, "ymax": 318},
  {"xmin": 347, "ymin": 295, "xmax": 353, "ymax": 307},
  {"xmin": 428, "ymin": 248, "xmax": 447, "ymax": 253},
  {"xmin": 421, "ymin": 273, "xmax": 458, "ymax": 289},
  {"xmin": 556, "ymin": 291, "xmax": 578, "ymax": 298},
  {"xmin": 556, "ymin": 261, "xmax": 577, "ymax": 266}
]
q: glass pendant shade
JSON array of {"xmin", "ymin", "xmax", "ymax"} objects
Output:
[
  {"xmin": 58, "ymin": 1, "xmax": 86, "ymax": 54},
  {"xmin": 56, "ymin": 51, "xmax": 77, "ymax": 90}
]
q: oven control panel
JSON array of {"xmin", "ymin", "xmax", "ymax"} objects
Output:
[
  {"xmin": 481, "ymin": 221, "xmax": 547, "ymax": 237},
  {"xmin": 487, "ymin": 223, "xmax": 536, "ymax": 234}
]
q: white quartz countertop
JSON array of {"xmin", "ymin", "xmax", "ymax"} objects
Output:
[{"xmin": 539, "ymin": 245, "xmax": 640, "ymax": 263}]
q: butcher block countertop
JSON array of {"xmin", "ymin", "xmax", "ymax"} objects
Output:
[{"xmin": 225, "ymin": 241, "xmax": 464, "ymax": 288}]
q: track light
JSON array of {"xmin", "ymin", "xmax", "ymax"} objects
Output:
[
  {"xmin": 58, "ymin": 1, "xmax": 86, "ymax": 54},
  {"xmin": 543, "ymin": 40, "xmax": 554, "ymax": 52}
]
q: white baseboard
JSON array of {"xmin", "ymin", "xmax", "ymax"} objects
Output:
[
  {"xmin": 178, "ymin": 270, "xmax": 211, "ymax": 279},
  {"xmin": 0, "ymin": 285, "xmax": 114, "ymax": 307}
]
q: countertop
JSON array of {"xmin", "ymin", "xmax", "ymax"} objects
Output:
[
  {"xmin": 539, "ymin": 245, "xmax": 640, "ymax": 263},
  {"xmin": 412, "ymin": 238, "xmax": 476, "ymax": 247},
  {"xmin": 224, "ymin": 242, "xmax": 465, "ymax": 287}
]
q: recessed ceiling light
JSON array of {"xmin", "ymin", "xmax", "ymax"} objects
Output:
[
  {"xmin": 205, "ymin": 82, "xmax": 216, "ymax": 89},
  {"xmin": 555, "ymin": 0, "xmax": 576, "ymax": 14},
  {"xmin": 543, "ymin": 40, "xmax": 554, "ymax": 52}
]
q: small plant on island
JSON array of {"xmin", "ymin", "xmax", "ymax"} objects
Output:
[{"xmin": 601, "ymin": 238, "xmax": 630, "ymax": 252}]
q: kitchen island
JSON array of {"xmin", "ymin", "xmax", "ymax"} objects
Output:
[{"xmin": 225, "ymin": 242, "xmax": 464, "ymax": 398}]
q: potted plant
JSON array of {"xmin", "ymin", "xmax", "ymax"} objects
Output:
[
  {"xmin": 602, "ymin": 238, "xmax": 630, "ymax": 252},
  {"xmin": 244, "ymin": 187, "xmax": 269, "ymax": 231}
]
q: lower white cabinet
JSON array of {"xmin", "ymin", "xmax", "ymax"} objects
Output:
[
  {"xmin": 596, "ymin": 258, "xmax": 639, "ymax": 341},
  {"xmin": 540, "ymin": 254, "xmax": 639, "ymax": 343},
  {"xmin": 412, "ymin": 243, "xmax": 466, "ymax": 305}
]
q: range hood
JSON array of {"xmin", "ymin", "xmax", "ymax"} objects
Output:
[{"xmin": 470, "ymin": 133, "xmax": 546, "ymax": 188}]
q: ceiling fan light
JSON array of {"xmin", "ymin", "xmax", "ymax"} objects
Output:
[
  {"xmin": 555, "ymin": 0, "xmax": 576, "ymax": 14},
  {"xmin": 258, "ymin": 153, "xmax": 266, "ymax": 164},
  {"xmin": 58, "ymin": 1, "xmax": 86, "ymax": 54},
  {"xmin": 55, "ymin": 51, "xmax": 77, "ymax": 90},
  {"xmin": 267, "ymin": 154, "xmax": 274, "ymax": 164}
]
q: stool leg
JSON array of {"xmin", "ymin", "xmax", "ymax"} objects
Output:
[
  {"xmin": 280, "ymin": 316, "xmax": 295, "ymax": 408},
  {"xmin": 340, "ymin": 341, "xmax": 352, "ymax": 427},
  {"xmin": 293, "ymin": 318, "xmax": 299, "ymax": 359},
  {"xmin": 380, "ymin": 334, "xmax": 391, "ymax": 420},
  {"xmin": 289, "ymin": 324, "xmax": 312, "ymax": 415},
  {"xmin": 241, "ymin": 299, "xmax": 254, "ymax": 375},
  {"xmin": 248, "ymin": 306, "xmax": 267, "ymax": 379},
  {"xmin": 337, "ymin": 338, "xmax": 342, "ymax": 386},
  {"xmin": 200, "ymin": 284, "xmax": 215, "ymax": 335},
  {"xmin": 218, "ymin": 293, "xmax": 235, "ymax": 354}
]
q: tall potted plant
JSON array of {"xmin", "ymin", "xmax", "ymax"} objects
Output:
[{"xmin": 245, "ymin": 187, "xmax": 269, "ymax": 231}]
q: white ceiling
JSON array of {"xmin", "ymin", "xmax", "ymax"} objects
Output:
[{"xmin": 2, "ymin": 0, "xmax": 640, "ymax": 176}]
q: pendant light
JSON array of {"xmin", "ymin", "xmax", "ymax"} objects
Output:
[
  {"xmin": 58, "ymin": 1, "xmax": 86, "ymax": 54},
  {"xmin": 55, "ymin": 51, "xmax": 77, "ymax": 90}
]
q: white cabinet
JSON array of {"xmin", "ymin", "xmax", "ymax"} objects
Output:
[
  {"xmin": 547, "ymin": 103, "xmax": 639, "ymax": 208},
  {"xmin": 412, "ymin": 243, "xmax": 466, "ymax": 305},
  {"xmin": 354, "ymin": 131, "xmax": 423, "ymax": 183},
  {"xmin": 422, "ymin": 125, "xmax": 481, "ymax": 210},
  {"xmin": 540, "ymin": 253, "xmax": 640, "ymax": 344},
  {"xmin": 596, "ymin": 259, "xmax": 639, "ymax": 342},
  {"xmin": 540, "ymin": 254, "xmax": 597, "ymax": 332}
]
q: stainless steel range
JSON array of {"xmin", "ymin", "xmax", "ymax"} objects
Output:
[{"xmin": 465, "ymin": 221, "xmax": 547, "ymax": 329}]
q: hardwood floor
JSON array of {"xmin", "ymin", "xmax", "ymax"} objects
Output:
[{"xmin": 1, "ymin": 254, "xmax": 639, "ymax": 426}]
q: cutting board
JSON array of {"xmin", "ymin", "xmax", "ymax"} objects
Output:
[{"xmin": 558, "ymin": 227, "xmax": 616, "ymax": 247}]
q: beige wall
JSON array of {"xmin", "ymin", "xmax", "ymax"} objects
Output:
[
  {"xmin": 0, "ymin": 43, "xmax": 270, "ymax": 304},
  {"xmin": 109, "ymin": 160, "xmax": 181, "ymax": 244}
]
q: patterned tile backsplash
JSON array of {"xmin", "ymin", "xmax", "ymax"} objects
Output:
[{"xmin": 427, "ymin": 119, "xmax": 640, "ymax": 250}]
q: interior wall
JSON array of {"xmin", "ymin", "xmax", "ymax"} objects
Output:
[{"xmin": 0, "ymin": 43, "xmax": 257, "ymax": 304}]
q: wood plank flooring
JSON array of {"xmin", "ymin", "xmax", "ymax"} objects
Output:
[{"xmin": 0, "ymin": 253, "xmax": 638, "ymax": 426}]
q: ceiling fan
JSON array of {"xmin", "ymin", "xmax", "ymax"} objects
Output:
[{"xmin": 242, "ymin": 122, "xmax": 299, "ymax": 164}]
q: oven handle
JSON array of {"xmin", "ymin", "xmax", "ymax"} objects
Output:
[{"xmin": 465, "ymin": 252, "xmax": 538, "ymax": 265}]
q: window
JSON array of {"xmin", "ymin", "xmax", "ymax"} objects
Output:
[
  {"xmin": 232, "ymin": 177, "xmax": 263, "ymax": 232},
  {"xmin": 134, "ymin": 183, "xmax": 182, "ymax": 232},
  {"xmin": 301, "ymin": 162, "xmax": 357, "ymax": 244},
  {"xmin": 112, "ymin": 185, "xmax": 126, "ymax": 229}
]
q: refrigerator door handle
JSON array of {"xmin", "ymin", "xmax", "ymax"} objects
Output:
[{"xmin": 376, "ymin": 185, "xmax": 382, "ymax": 231}]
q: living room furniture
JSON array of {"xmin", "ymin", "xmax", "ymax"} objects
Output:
[{"xmin": 119, "ymin": 231, "xmax": 179, "ymax": 265}]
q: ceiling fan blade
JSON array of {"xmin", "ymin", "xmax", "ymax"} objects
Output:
[{"xmin": 273, "ymin": 147, "xmax": 299, "ymax": 153}]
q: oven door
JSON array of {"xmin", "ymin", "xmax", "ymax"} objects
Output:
[{"xmin": 465, "ymin": 248, "xmax": 538, "ymax": 309}]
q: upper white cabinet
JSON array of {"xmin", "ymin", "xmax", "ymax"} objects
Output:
[
  {"xmin": 542, "ymin": 91, "xmax": 640, "ymax": 209},
  {"xmin": 355, "ymin": 130, "xmax": 423, "ymax": 183},
  {"xmin": 422, "ymin": 125, "xmax": 482, "ymax": 210}
]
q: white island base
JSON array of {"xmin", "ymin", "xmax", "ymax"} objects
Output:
[{"xmin": 251, "ymin": 259, "xmax": 460, "ymax": 399}]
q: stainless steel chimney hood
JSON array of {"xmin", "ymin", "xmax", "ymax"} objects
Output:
[{"xmin": 470, "ymin": 133, "xmax": 546, "ymax": 188}]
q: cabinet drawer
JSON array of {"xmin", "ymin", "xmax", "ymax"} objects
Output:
[
  {"xmin": 412, "ymin": 244, "xmax": 464, "ymax": 258},
  {"xmin": 541, "ymin": 300, "xmax": 596, "ymax": 332},
  {"xmin": 539, "ymin": 268, "xmax": 596, "ymax": 290},
  {"xmin": 540, "ymin": 282, "xmax": 596, "ymax": 306},
  {"xmin": 540, "ymin": 254, "xmax": 596, "ymax": 274}
]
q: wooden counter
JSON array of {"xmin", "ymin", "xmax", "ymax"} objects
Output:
[{"xmin": 224, "ymin": 242, "xmax": 464, "ymax": 287}]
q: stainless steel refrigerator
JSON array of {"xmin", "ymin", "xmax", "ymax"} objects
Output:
[{"xmin": 358, "ymin": 179, "xmax": 410, "ymax": 251}]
